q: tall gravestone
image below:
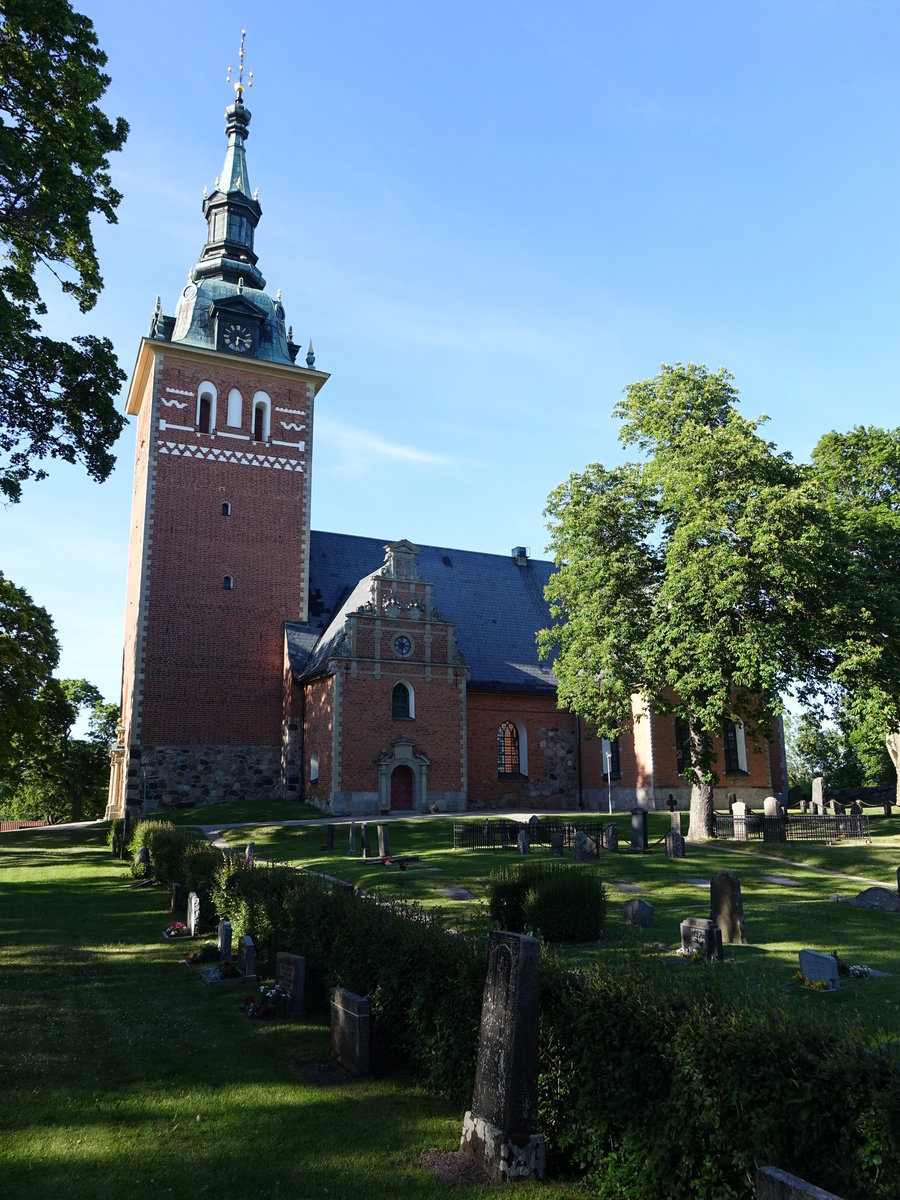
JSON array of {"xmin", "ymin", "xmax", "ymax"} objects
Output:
[
  {"xmin": 528, "ymin": 815, "xmax": 540, "ymax": 843},
  {"xmin": 517, "ymin": 830, "xmax": 530, "ymax": 855},
  {"xmin": 630, "ymin": 807, "xmax": 648, "ymax": 853},
  {"xmin": 710, "ymin": 870, "xmax": 746, "ymax": 944},
  {"xmin": 670, "ymin": 810, "xmax": 683, "ymax": 835},
  {"xmin": 170, "ymin": 882, "xmax": 184, "ymax": 914},
  {"xmin": 665, "ymin": 830, "xmax": 686, "ymax": 859},
  {"xmin": 237, "ymin": 935, "xmax": 256, "ymax": 981},
  {"xmin": 377, "ymin": 823, "xmax": 390, "ymax": 858},
  {"xmin": 732, "ymin": 800, "xmax": 749, "ymax": 841},
  {"xmin": 276, "ymin": 951, "xmax": 305, "ymax": 1018},
  {"xmin": 325, "ymin": 824, "xmax": 335, "ymax": 853},
  {"xmin": 601, "ymin": 823, "xmax": 618, "ymax": 853},
  {"xmin": 550, "ymin": 830, "xmax": 564, "ymax": 857},
  {"xmin": 811, "ymin": 777, "xmax": 825, "ymax": 814},
  {"xmin": 347, "ymin": 821, "xmax": 357, "ymax": 856},
  {"xmin": 360, "ymin": 822, "xmax": 371, "ymax": 859},
  {"xmin": 217, "ymin": 919, "xmax": 232, "ymax": 963},
  {"xmin": 331, "ymin": 988, "xmax": 370, "ymax": 1075},
  {"xmin": 459, "ymin": 932, "xmax": 545, "ymax": 1181},
  {"xmin": 186, "ymin": 891, "xmax": 200, "ymax": 937},
  {"xmin": 244, "ymin": 841, "xmax": 255, "ymax": 865}
]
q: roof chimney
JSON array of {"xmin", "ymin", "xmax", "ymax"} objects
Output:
[{"xmin": 512, "ymin": 546, "xmax": 529, "ymax": 566}]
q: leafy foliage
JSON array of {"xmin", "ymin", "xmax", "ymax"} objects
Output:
[
  {"xmin": 785, "ymin": 710, "xmax": 866, "ymax": 792},
  {"xmin": 0, "ymin": 570, "xmax": 58, "ymax": 780},
  {"xmin": 487, "ymin": 860, "xmax": 607, "ymax": 942},
  {"xmin": 128, "ymin": 819, "xmax": 201, "ymax": 886},
  {"xmin": 0, "ymin": 0, "xmax": 128, "ymax": 499}
]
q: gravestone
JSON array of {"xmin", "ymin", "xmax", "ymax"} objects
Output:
[
  {"xmin": 170, "ymin": 882, "xmax": 184, "ymax": 914},
  {"xmin": 670, "ymin": 810, "xmax": 683, "ymax": 835},
  {"xmin": 528, "ymin": 815, "xmax": 540, "ymax": 842},
  {"xmin": 217, "ymin": 919, "xmax": 232, "ymax": 963},
  {"xmin": 726, "ymin": 791, "xmax": 737, "ymax": 812},
  {"xmin": 275, "ymin": 951, "xmax": 305, "ymax": 1018},
  {"xmin": 851, "ymin": 798, "xmax": 864, "ymax": 817},
  {"xmin": 732, "ymin": 800, "xmax": 748, "ymax": 841},
  {"xmin": 623, "ymin": 898, "xmax": 654, "ymax": 927},
  {"xmin": 665, "ymin": 829, "xmax": 686, "ymax": 859},
  {"xmin": 244, "ymin": 841, "xmax": 255, "ymax": 865},
  {"xmin": 764, "ymin": 796, "xmax": 780, "ymax": 819},
  {"xmin": 799, "ymin": 799, "xmax": 808, "ymax": 814},
  {"xmin": 549, "ymin": 830, "xmax": 564, "ymax": 857},
  {"xmin": 237, "ymin": 935, "xmax": 256, "ymax": 981},
  {"xmin": 848, "ymin": 886, "xmax": 900, "ymax": 913},
  {"xmin": 680, "ymin": 917, "xmax": 724, "ymax": 961},
  {"xmin": 459, "ymin": 931, "xmax": 545, "ymax": 1182},
  {"xmin": 347, "ymin": 821, "xmax": 357, "ymax": 856},
  {"xmin": 134, "ymin": 845, "xmax": 150, "ymax": 871},
  {"xmin": 665, "ymin": 793, "xmax": 678, "ymax": 812},
  {"xmin": 601, "ymin": 823, "xmax": 618, "ymax": 853},
  {"xmin": 574, "ymin": 830, "xmax": 598, "ymax": 861},
  {"xmin": 710, "ymin": 870, "xmax": 746, "ymax": 944},
  {"xmin": 884, "ymin": 800, "xmax": 893, "ymax": 818},
  {"xmin": 331, "ymin": 987, "xmax": 370, "ymax": 1075},
  {"xmin": 517, "ymin": 830, "xmax": 530, "ymax": 855},
  {"xmin": 377, "ymin": 823, "xmax": 390, "ymax": 858},
  {"xmin": 630, "ymin": 807, "xmax": 648, "ymax": 853},
  {"xmin": 186, "ymin": 891, "xmax": 200, "ymax": 937},
  {"xmin": 360, "ymin": 822, "xmax": 371, "ymax": 858},
  {"xmin": 811, "ymin": 776, "xmax": 824, "ymax": 813},
  {"xmin": 757, "ymin": 1165, "xmax": 843, "ymax": 1200},
  {"xmin": 798, "ymin": 949, "xmax": 839, "ymax": 991},
  {"xmin": 325, "ymin": 824, "xmax": 335, "ymax": 852}
]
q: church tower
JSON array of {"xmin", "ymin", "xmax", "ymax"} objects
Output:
[{"xmin": 108, "ymin": 61, "xmax": 329, "ymax": 816}]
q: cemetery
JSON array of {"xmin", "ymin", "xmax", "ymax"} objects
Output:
[{"xmin": 3, "ymin": 807, "xmax": 900, "ymax": 1199}]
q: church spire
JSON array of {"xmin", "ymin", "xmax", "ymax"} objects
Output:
[{"xmin": 192, "ymin": 31, "xmax": 265, "ymax": 289}]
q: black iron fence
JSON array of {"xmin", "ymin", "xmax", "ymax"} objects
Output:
[
  {"xmin": 452, "ymin": 818, "xmax": 609, "ymax": 851},
  {"xmin": 712, "ymin": 812, "xmax": 870, "ymax": 845}
]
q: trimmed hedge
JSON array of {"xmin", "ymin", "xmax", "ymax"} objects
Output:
[{"xmin": 488, "ymin": 860, "xmax": 606, "ymax": 942}]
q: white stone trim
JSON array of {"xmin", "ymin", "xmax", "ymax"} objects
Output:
[
  {"xmin": 219, "ymin": 431, "xmax": 250, "ymax": 441},
  {"xmin": 157, "ymin": 442, "xmax": 304, "ymax": 471},
  {"xmin": 159, "ymin": 420, "xmax": 193, "ymax": 432}
]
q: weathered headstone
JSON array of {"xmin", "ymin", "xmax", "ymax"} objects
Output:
[
  {"xmin": 217, "ymin": 918, "xmax": 232, "ymax": 963},
  {"xmin": 624, "ymin": 898, "xmax": 654, "ymax": 927},
  {"xmin": 710, "ymin": 870, "xmax": 746, "ymax": 944},
  {"xmin": 325, "ymin": 824, "xmax": 335, "ymax": 852},
  {"xmin": 732, "ymin": 800, "xmax": 748, "ymax": 841},
  {"xmin": 574, "ymin": 830, "xmax": 598, "ymax": 861},
  {"xmin": 517, "ymin": 829, "xmax": 530, "ymax": 855},
  {"xmin": 670, "ymin": 810, "xmax": 683, "ymax": 835},
  {"xmin": 849, "ymin": 886, "xmax": 900, "ymax": 913},
  {"xmin": 134, "ymin": 845, "xmax": 150, "ymax": 871},
  {"xmin": 377, "ymin": 823, "xmax": 390, "ymax": 858},
  {"xmin": 347, "ymin": 820, "xmax": 357, "ymax": 856},
  {"xmin": 851, "ymin": 798, "xmax": 864, "ymax": 817},
  {"xmin": 237, "ymin": 934, "xmax": 256, "ymax": 981},
  {"xmin": 244, "ymin": 841, "xmax": 255, "ymax": 865},
  {"xmin": 756, "ymin": 1164, "xmax": 843, "ymax": 1200},
  {"xmin": 799, "ymin": 799, "xmax": 809, "ymax": 814},
  {"xmin": 811, "ymin": 776, "xmax": 824, "ymax": 813},
  {"xmin": 550, "ymin": 830, "xmax": 564, "ymax": 857},
  {"xmin": 726, "ymin": 791, "xmax": 737, "ymax": 812},
  {"xmin": 601, "ymin": 823, "xmax": 619, "ymax": 853},
  {"xmin": 764, "ymin": 796, "xmax": 780, "ymax": 819},
  {"xmin": 331, "ymin": 987, "xmax": 370, "ymax": 1075},
  {"xmin": 275, "ymin": 951, "xmax": 306, "ymax": 1018},
  {"xmin": 630, "ymin": 807, "xmax": 648, "ymax": 853},
  {"xmin": 459, "ymin": 931, "xmax": 545, "ymax": 1182},
  {"xmin": 360, "ymin": 822, "xmax": 371, "ymax": 858},
  {"xmin": 528, "ymin": 815, "xmax": 540, "ymax": 843},
  {"xmin": 798, "ymin": 949, "xmax": 839, "ymax": 991},
  {"xmin": 170, "ymin": 882, "xmax": 184, "ymax": 914},
  {"xmin": 665, "ymin": 829, "xmax": 686, "ymax": 859},
  {"xmin": 680, "ymin": 917, "xmax": 724, "ymax": 961},
  {"xmin": 186, "ymin": 891, "xmax": 200, "ymax": 937}
]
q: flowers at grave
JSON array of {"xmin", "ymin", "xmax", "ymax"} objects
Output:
[
  {"xmin": 164, "ymin": 920, "xmax": 188, "ymax": 938},
  {"xmin": 246, "ymin": 982, "xmax": 289, "ymax": 1019},
  {"xmin": 793, "ymin": 970, "xmax": 828, "ymax": 990}
]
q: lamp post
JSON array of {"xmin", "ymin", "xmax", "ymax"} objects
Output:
[{"xmin": 605, "ymin": 750, "xmax": 613, "ymax": 814}]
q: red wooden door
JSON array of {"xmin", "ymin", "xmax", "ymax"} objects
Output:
[{"xmin": 390, "ymin": 765, "xmax": 414, "ymax": 811}]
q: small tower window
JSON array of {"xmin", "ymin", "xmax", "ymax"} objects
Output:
[
  {"xmin": 198, "ymin": 395, "xmax": 211, "ymax": 434},
  {"xmin": 223, "ymin": 575, "xmax": 234, "ymax": 590},
  {"xmin": 392, "ymin": 682, "xmax": 413, "ymax": 720},
  {"xmin": 251, "ymin": 391, "xmax": 271, "ymax": 443},
  {"xmin": 197, "ymin": 382, "xmax": 217, "ymax": 433},
  {"xmin": 226, "ymin": 388, "xmax": 242, "ymax": 428},
  {"xmin": 221, "ymin": 502, "xmax": 231, "ymax": 516}
]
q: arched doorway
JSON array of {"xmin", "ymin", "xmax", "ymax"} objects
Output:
[{"xmin": 390, "ymin": 765, "xmax": 414, "ymax": 811}]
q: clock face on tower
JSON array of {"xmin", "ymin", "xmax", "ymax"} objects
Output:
[{"xmin": 223, "ymin": 322, "xmax": 253, "ymax": 354}]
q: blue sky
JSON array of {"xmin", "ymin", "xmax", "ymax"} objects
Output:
[{"xmin": 4, "ymin": 1, "xmax": 900, "ymax": 709}]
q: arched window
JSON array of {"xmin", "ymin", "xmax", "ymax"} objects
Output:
[
  {"xmin": 601, "ymin": 736, "xmax": 621, "ymax": 779},
  {"xmin": 723, "ymin": 720, "xmax": 748, "ymax": 773},
  {"xmin": 392, "ymin": 682, "xmax": 413, "ymax": 720},
  {"xmin": 309, "ymin": 752, "xmax": 319, "ymax": 783},
  {"xmin": 498, "ymin": 721, "xmax": 520, "ymax": 776},
  {"xmin": 221, "ymin": 501, "xmax": 231, "ymax": 516},
  {"xmin": 251, "ymin": 391, "xmax": 271, "ymax": 443},
  {"xmin": 223, "ymin": 575, "xmax": 234, "ymax": 590},
  {"xmin": 226, "ymin": 388, "xmax": 243, "ymax": 428},
  {"xmin": 197, "ymin": 381, "xmax": 217, "ymax": 433}
]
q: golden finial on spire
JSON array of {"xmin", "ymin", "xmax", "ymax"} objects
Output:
[{"xmin": 226, "ymin": 29, "xmax": 254, "ymax": 101}]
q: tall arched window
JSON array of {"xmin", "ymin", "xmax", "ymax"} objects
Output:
[
  {"xmin": 197, "ymin": 381, "xmax": 217, "ymax": 433},
  {"xmin": 498, "ymin": 721, "xmax": 520, "ymax": 776},
  {"xmin": 392, "ymin": 682, "xmax": 413, "ymax": 720},
  {"xmin": 251, "ymin": 391, "xmax": 271, "ymax": 443},
  {"xmin": 309, "ymin": 751, "xmax": 319, "ymax": 783},
  {"xmin": 226, "ymin": 388, "xmax": 242, "ymax": 428}
]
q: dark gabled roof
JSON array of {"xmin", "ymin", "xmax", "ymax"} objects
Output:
[{"xmin": 285, "ymin": 530, "xmax": 558, "ymax": 693}]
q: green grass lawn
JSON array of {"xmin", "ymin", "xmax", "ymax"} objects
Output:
[
  {"xmin": 144, "ymin": 798, "xmax": 323, "ymax": 826},
  {"xmin": 221, "ymin": 812, "xmax": 900, "ymax": 1027},
  {"xmin": 0, "ymin": 828, "xmax": 571, "ymax": 1200}
]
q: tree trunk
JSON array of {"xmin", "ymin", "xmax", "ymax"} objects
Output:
[
  {"xmin": 887, "ymin": 732, "xmax": 900, "ymax": 810},
  {"xmin": 686, "ymin": 724, "xmax": 716, "ymax": 841}
]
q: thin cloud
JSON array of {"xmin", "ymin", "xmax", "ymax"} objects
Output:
[{"xmin": 315, "ymin": 417, "xmax": 455, "ymax": 467}]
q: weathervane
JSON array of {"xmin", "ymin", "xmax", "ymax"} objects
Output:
[{"xmin": 226, "ymin": 29, "xmax": 254, "ymax": 101}]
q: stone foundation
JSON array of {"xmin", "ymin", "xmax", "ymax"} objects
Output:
[
  {"xmin": 459, "ymin": 1111, "xmax": 546, "ymax": 1182},
  {"xmin": 126, "ymin": 744, "xmax": 283, "ymax": 812}
]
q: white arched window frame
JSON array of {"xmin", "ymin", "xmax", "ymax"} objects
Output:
[
  {"xmin": 197, "ymin": 381, "xmax": 217, "ymax": 433},
  {"xmin": 497, "ymin": 718, "xmax": 528, "ymax": 777},
  {"xmin": 391, "ymin": 681, "xmax": 415, "ymax": 720},
  {"xmin": 251, "ymin": 390, "xmax": 271, "ymax": 443},
  {"xmin": 226, "ymin": 387, "xmax": 243, "ymax": 428}
]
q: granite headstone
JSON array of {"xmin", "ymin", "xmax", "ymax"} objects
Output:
[{"xmin": 710, "ymin": 870, "xmax": 746, "ymax": 944}]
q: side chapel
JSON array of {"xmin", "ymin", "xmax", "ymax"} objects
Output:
[{"xmin": 107, "ymin": 80, "xmax": 786, "ymax": 820}]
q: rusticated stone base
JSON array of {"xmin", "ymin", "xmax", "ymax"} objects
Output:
[
  {"xmin": 127, "ymin": 744, "xmax": 283, "ymax": 812},
  {"xmin": 459, "ymin": 1111, "xmax": 546, "ymax": 1182}
]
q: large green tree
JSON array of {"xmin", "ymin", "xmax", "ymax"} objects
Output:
[
  {"xmin": 539, "ymin": 363, "xmax": 839, "ymax": 840},
  {"xmin": 2, "ymin": 678, "xmax": 117, "ymax": 823},
  {"xmin": 0, "ymin": 0, "xmax": 128, "ymax": 501},
  {"xmin": 0, "ymin": 570, "xmax": 59, "ymax": 779}
]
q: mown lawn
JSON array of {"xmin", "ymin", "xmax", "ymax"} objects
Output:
[
  {"xmin": 220, "ymin": 811, "xmax": 900, "ymax": 1027},
  {"xmin": 0, "ymin": 827, "xmax": 573, "ymax": 1200}
]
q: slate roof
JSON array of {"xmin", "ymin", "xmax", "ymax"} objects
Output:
[{"xmin": 285, "ymin": 531, "xmax": 559, "ymax": 694}]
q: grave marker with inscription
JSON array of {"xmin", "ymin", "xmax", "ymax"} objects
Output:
[
  {"xmin": 602, "ymin": 823, "xmax": 619, "ymax": 853},
  {"xmin": 275, "ymin": 951, "xmax": 305, "ymax": 1018},
  {"xmin": 680, "ymin": 917, "xmax": 724, "ymax": 961},
  {"xmin": 517, "ymin": 830, "xmax": 530, "ymax": 855},
  {"xmin": 237, "ymin": 935, "xmax": 256, "ymax": 981},
  {"xmin": 798, "ymin": 949, "xmax": 839, "ymax": 991},
  {"xmin": 331, "ymin": 987, "xmax": 370, "ymax": 1075},
  {"xmin": 710, "ymin": 870, "xmax": 746, "ymax": 944},
  {"xmin": 186, "ymin": 891, "xmax": 200, "ymax": 937},
  {"xmin": 624, "ymin": 898, "xmax": 654, "ymax": 927},
  {"xmin": 217, "ymin": 918, "xmax": 232, "ymax": 962},
  {"xmin": 377, "ymin": 823, "xmax": 390, "ymax": 858},
  {"xmin": 665, "ymin": 830, "xmax": 686, "ymax": 858},
  {"xmin": 630, "ymin": 807, "xmax": 648, "ymax": 853}
]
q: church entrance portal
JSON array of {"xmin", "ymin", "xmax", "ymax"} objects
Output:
[{"xmin": 390, "ymin": 765, "xmax": 414, "ymax": 811}]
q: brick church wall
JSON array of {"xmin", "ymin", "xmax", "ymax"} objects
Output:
[{"xmin": 302, "ymin": 675, "xmax": 335, "ymax": 807}]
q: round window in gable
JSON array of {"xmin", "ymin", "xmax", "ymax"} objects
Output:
[{"xmin": 394, "ymin": 635, "xmax": 412, "ymax": 657}]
